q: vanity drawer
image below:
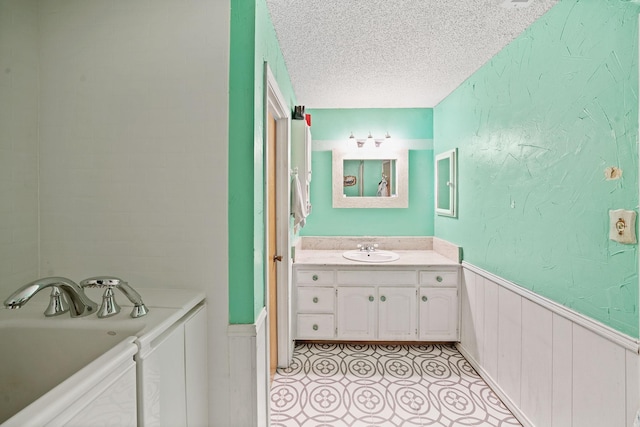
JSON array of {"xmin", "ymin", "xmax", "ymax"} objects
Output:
[
  {"xmin": 296, "ymin": 270, "xmax": 335, "ymax": 285},
  {"xmin": 297, "ymin": 287, "xmax": 335, "ymax": 312},
  {"xmin": 419, "ymin": 270, "xmax": 458, "ymax": 286},
  {"xmin": 297, "ymin": 314, "xmax": 334, "ymax": 339},
  {"xmin": 337, "ymin": 270, "xmax": 417, "ymax": 285}
]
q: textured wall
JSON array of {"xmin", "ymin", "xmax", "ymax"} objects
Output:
[
  {"xmin": 229, "ymin": 0, "xmax": 296, "ymax": 323},
  {"xmin": 0, "ymin": 0, "xmax": 39, "ymax": 294},
  {"xmin": 301, "ymin": 108, "xmax": 434, "ymax": 236},
  {"xmin": 435, "ymin": 0, "xmax": 640, "ymax": 337}
]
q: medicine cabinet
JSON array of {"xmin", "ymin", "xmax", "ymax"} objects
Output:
[{"xmin": 435, "ymin": 148, "xmax": 457, "ymax": 217}]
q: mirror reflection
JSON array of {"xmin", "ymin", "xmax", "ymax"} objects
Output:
[
  {"xmin": 343, "ymin": 160, "xmax": 397, "ymax": 197},
  {"xmin": 332, "ymin": 148, "xmax": 408, "ymax": 209}
]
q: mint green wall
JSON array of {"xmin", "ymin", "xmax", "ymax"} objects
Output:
[
  {"xmin": 434, "ymin": 0, "xmax": 639, "ymax": 337},
  {"xmin": 229, "ymin": 0, "xmax": 296, "ymax": 324},
  {"xmin": 302, "ymin": 108, "xmax": 435, "ymax": 236},
  {"xmin": 307, "ymin": 109, "xmax": 433, "ymax": 140}
]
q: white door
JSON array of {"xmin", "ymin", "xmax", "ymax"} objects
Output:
[
  {"xmin": 337, "ymin": 287, "xmax": 376, "ymax": 340},
  {"xmin": 378, "ymin": 287, "xmax": 417, "ymax": 340},
  {"xmin": 419, "ymin": 288, "xmax": 458, "ymax": 341}
]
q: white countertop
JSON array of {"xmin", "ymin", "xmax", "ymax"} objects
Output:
[{"xmin": 294, "ymin": 249, "xmax": 459, "ymax": 266}]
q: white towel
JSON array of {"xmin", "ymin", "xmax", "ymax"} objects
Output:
[
  {"xmin": 292, "ymin": 173, "xmax": 308, "ymax": 229},
  {"xmin": 377, "ymin": 176, "xmax": 389, "ymax": 197}
]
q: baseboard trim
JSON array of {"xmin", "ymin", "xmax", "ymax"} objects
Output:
[{"xmin": 462, "ymin": 262, "xmax": 639, "ymax": 353}]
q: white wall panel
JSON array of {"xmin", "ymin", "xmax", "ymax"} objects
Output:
[
  {"xmin": 475, "ymin": 276, "xmax": 486, "ymax": 366},
  {"xmin": 520, "ymin": 299, "xmax": 552, "ymax": 427},
  {"xmin": 572, "ymin": 324, "xmax": 626, "ymax": 427},
  {"xmin": 36, "ymin": 2, "xmax": 230, "ymax": 425},
  {"xmin": 459, "ymin": 263, "xmax": 639, "ymax": 427},
  {"xmin": 626, "ymin": 349, "xmax": 639, "ymax": 426},
  {"xmin": 551, "ymin": 313, "xmax": 572, "ymax": 427},
  {"xmin": 461, "ymin": 269, "xmax": 478, "ymax": 360},
  {"xmin": 497, "ymin": 286, "xmax": 522, "ymax": 406},
  {"xmin": 0, "ymin": 0, "xmax": 39, "ymax": 293},
  {"xmin": 483, "ymin": 279, "xmax": 499, "ymax": 380}
]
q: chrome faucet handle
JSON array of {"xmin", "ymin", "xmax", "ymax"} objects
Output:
[
  {"xmin": 97, "ymin": 287, "xmax": 121, "ymax": 318},
  {"xmin": 43, "ymin": 286, "xmax": 70, "ymax": 317},
  {"xmin": 80, "ymin": 276, "xmax": 149, "ymax": 318},
  {"xmin": 80, "ymin": 277, "xmax": 121, "ymax": 318}
]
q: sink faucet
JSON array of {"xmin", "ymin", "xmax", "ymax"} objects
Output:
[
  {"xmin": 357, "ymin": 243, "xmax": 379, "ymax": 252},
  {"xmin": 4, "ymin": 277, "xmax": 98, "ymax": 317}
]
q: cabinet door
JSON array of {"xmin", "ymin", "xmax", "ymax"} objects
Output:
[
  {"xmin": 419, "ymin": 288, "xmax": 458, "ymax": 341},
  {"xmin": 336, "ymin": 287, "xmax": 376, "ymax": 340},
  {"xmin": 378, "ymin": 287, "xmax": 417, "ymax": 341}
]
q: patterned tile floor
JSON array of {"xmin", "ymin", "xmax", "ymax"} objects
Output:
[{"xmin": 270, "ymin": 343, "xmax": 521, "ymax": 427}]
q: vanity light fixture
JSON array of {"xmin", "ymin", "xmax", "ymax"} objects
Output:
[
  {"xmin": 349, "ymin": 132, "xmax": 392, "ymax": 148},
  {"xmin": 366, "ymin": 132, "xmax": 374, "ymax": 146},
  {"xmin": 375, "ymin": 132, "xmax": 392, "ymax": 147},
  {"xmin": 349, "ymin": 132, "xmax": 365, "ymax": 148}
]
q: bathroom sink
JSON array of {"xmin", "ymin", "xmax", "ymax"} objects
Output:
[{"xmin": 343, "ymin": 250, "xmax": 400, "ymax": 263}]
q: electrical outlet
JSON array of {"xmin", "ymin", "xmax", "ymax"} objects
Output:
[{"xmin": 609, "ymin": 209, "xmax": 637, "ymax": 244}]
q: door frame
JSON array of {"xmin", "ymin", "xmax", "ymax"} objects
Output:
[{"xmin": 264, "ymin": 63, "xmax": 293, "ymax": 367}]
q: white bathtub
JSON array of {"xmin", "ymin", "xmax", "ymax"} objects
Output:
[
  {"xmin": 0, "ymin": 290, "xmax": 193, "ymax": 427},
  {"xmin": 0, "ymin": 324, "xmax": 139, "ymax": 425}
]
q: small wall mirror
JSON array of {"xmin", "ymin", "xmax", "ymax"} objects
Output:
[
  {"xmin": 333, "ymin": 148, "xmax": 408, "ymax": 208},
  {"xmin": 435, "ymin": 148, "xmax": 457, "ymax": 217}
]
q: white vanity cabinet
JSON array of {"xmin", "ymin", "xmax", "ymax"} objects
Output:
[
  {"xmin": 419, "ymin": 288, "xmax": 458, "ymax": 341},
  {"xmin": 418, "ymin": 270, "xmax": 459, "ymax": 341},
  {"xmin": 378, "ymin": 287, "xmax": 418, "ymax": 340},
  {"xmin": 336, "ymin": 287, "xmax": 376, "ymax": 339},
  {"xmin": 294, "ymin": 265, "xmax": 459, "ymax": 342},
  {"xmin": 137, "ymin": 302, "xmax": 208, "ymax": 427},
  {"xmin": 295, "ymin": 270, "xmax": 335, "ymax": 339}
]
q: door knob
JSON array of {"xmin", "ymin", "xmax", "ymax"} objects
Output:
[{"xmin": 273, "ymin": 255, "xmax": 283, "ymax": 262}]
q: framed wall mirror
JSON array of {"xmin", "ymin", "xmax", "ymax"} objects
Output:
[
  {"xmin": 435, "ymin": 148, "xmax": 457, "ymax": 217},
  {"xmin": 332, "ymin": 148, "xmax": 408, "ymax": 208}
]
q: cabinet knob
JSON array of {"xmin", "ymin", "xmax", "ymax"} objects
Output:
[
  {"xmin": 368, "ymin": 295, "xmax": 374, "ymax": 302},
  {"xmin": 313, "ymin": 297, "xmax": 318, "ymax": 303},
  {"xmin": 312, "ymin": 324, "xmax": 318, "ymax": 331},
  {"xmin": 380, "ymin": 295, "xmax": 386, "ymax": 302},
  {"xmin": 436, "ymin": 276, "xmax": 443, "ymax": 283},
  {"xmin": 422, "ymin": 295, "xmax": 428, "ymax": 302},
  {"xmin": 312, "ymin": 274, "xmax": 318, "ymax": 281}
]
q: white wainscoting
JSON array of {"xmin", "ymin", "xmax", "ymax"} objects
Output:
[
  {"xmin": 227, "ymin": 308, "xmax": 268, "ymax": 427},
  {"xmin": 459, "ymin": 262, "xmax": 639, "ymax": 427}
]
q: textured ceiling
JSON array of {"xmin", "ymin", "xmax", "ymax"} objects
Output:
[{"xmin": 266, "ymin": 0, "xmax": 559, "ymax": 108}]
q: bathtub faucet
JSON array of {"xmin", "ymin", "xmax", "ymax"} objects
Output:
[
  {"xmin": 80, "ymin": 276, "xmax": 149, "ymax": 318},
  {"xmin": 4, "ymin": 277, "xmax": 98, "ymax": 317}
]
